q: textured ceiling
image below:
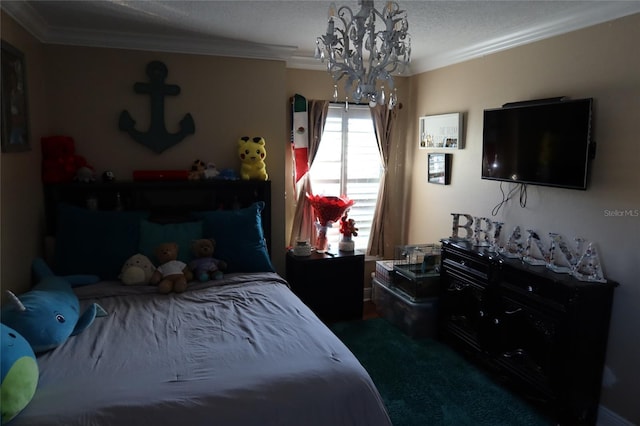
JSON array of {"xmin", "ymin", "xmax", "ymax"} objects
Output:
[{"xmin": 2, "ymin": 0, "xmax": 640, "ymax": 74}]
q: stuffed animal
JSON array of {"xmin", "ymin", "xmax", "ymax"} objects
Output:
[
  {"xmin": 149, "ymin": 243, "xmax": 193, "ymax": 294},
  {"xmin": 189, "ymin": 239, "xmax": 227, "ymax": 282},
  {"xmin": 102, "ymin": 170, "xmax": 116, "ymax": 182},
  {"xmin": 41, "ymin": 135, "xmax": 93, "ymax": 183},
  {"xmin": 203, "ymin": 162, "xmax": 220, "ymax": 179},
  {"xmin": 217, "ymin": 168, "xmax": 239, "ymax": 180},
  {"xmin": 0, "ymin": 258, "xmax": 100, "ymax": 354},
  {"xmin": 238, "ymin": 136, "xmax": 268, "ymax": 180},
  {"xmin": 1, "ymin": 324, "xmax": 39, "ymax": 424},
  {"xmin": 74, "ymin": 165, "xmax": 96, "ymax": 182},
  {"xmin": 188, "ymin": 159, "xmax": 206, "ymax": 180},
  {"xmin": 119, "ymin": 253, "xmax": 156, "ymax": 286}
]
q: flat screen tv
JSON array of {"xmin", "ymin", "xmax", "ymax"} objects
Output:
[{"xmin": 481, "ymin": 97, "xmax": 594, "ymax": 190}]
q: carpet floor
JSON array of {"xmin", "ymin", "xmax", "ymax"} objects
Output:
[{"xmin": 330, "ymin": 318, "xmax": 553, "ymax": 426}]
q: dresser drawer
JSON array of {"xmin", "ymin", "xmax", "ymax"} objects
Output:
[
  {"xmin": 500, "ymin": 263, "xmax": 575, "ymax": 310},
  {"xmin": 442, "ymin": 247, "xmax": 490, "ymax": 281}
]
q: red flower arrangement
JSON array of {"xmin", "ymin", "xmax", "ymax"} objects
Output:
[
  {"xmin": 306, "ymin": 194, "xmax": 354, "ymax": 226},
  {"xmin": 307, "ymin": 194, "xmax": 355, "ymax": 252}
]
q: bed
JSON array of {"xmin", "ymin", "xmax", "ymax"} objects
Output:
[{"xmin": 10, "ymin": 180, "xmax": 391, "ymax": 426}]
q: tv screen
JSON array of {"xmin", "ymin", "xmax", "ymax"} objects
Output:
[{"xmin": 481, "ymin": 98, "xmax": 593, "ymax": 190}]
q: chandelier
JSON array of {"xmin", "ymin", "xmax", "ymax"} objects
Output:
[{"xmin": 315, "ymin": 0, "xmax": 411, "ymax": 109}]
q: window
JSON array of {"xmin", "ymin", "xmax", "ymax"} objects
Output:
[{"xmin": 310, "ymin": 104, "xmax": 382, "ymax": 251}]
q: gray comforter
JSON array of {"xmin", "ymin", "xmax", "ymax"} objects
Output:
[{"xmin": 12, "ymin": 273, "xmax": 391, "ymax": 426}]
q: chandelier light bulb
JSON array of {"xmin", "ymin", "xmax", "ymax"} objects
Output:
[
  {"xmin": 328, "ymin": 2, "xmax": 338, "ymax": 19},
  {"xmin": 316, "ymin": 0, "xmax": 410, "ymax": 109}
]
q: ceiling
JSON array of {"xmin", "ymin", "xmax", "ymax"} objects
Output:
[{"xmin": 2, "ymin": 1, "xmax": 640, "ymax": 75}]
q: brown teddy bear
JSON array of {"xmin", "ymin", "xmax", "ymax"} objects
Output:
[
  {"xmin": 149, "ymin": 242, "xmax": 193, "ymax": 293},
  {"xmin": 189, "ymin": 239, "xmax": 227, "ymax": 281}
]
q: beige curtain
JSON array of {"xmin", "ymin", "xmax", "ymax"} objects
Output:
[
  {"xmin": 289, "ymin": 100, "xmax": 330, "ymax": 247},
  {"xmin": 368, "ymin": 104, "xmax": 398, "ymax": 257}
]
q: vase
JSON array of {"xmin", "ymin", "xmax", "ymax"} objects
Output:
[
  {"xmin": 339, "ymin": 235, "xmax": 355, "ymax": 252},
  {"xmin": 315, "ymin": 223, "xmax": 330, "ymax": 253}
]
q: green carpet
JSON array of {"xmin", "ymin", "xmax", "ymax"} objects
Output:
[{"xmin": 330, "ymin": 318, "xmax": 552, "ymax": 426}]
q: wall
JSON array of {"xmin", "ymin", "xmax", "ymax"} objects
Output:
[
  {"xmin": 406, "ymin": 14, "xmax": 640, "ymax": 423},
  {"xmin": 0, "ymin": 11, "xmax": 48, "ymax": 297}
]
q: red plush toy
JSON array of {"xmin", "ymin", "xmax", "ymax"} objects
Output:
[{"xmin": 41, "ymin": 135, "xmax": 92, "ymax": 183}]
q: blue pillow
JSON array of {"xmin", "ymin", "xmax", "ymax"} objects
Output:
[
  {"xmin": 138, "ymin": 220, "xmax": 203, "ymax": 264},
  {"xmin": 54, "ymin": 204, "xmax": 148, "ymax": 280},
  {"xmin": 192, "ymin": 202, "xmax": 274, "ymax": 273}
]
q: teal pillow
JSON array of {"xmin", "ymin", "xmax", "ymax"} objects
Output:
[
  {"xmin": 54, "ymin": 204, "xmax": 148, "ymax": 280},
  {"xmin": 192, "ymin": 202, "xmax": 274, "ymax": 273},
  {"xmin": 138, "ymin": 220, "xmax": 203, "ymax": 264}
]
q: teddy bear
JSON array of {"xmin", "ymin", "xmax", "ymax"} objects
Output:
[
  {"xmin": 238, "ymin": 136, "xmax": 268, "ymax": 180},
  {"xmin": 189, "ymin": 239, "xmax": 227, "ymax": 281},
  {"xmin": 149, "ymin": 243, "xmax": 193, "ymax": 293},
  {"xmin": 119, "ymin": 253, "xmax": 156, "ymax": 285}
]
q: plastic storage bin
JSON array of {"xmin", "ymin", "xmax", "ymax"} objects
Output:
[{"xmin": 372, "ymin": 278, "xmax": 438, "ymax": 339}]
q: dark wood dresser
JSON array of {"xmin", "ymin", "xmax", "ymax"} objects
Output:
[{"xmin": 438, "ymin": 238, "xmax": 617, "ymax": 425}]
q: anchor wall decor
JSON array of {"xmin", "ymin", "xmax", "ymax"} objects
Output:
[{"xmin": 119, "ymin": 61, "xmax": 195, "ymax": 153}]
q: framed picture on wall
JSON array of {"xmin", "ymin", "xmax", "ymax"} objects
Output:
[
  {"xmin": 428, "ymin": 153, "xmax": 452, "ymax": 185},
  {"xmin": 1, "ymin": 40, "xmax": 30, "ymax": 153},
  {"xmin": 419, "ymin": 112, "xmax": 463, "ymax": 149}
]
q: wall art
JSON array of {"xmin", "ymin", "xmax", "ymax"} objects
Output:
[
  {"xmin": 427, "ymin": 153, "xmax": 452, "ymax": 184},
  {"xmin": 119, "ymin": 61, "xmax": 195, "ymax": 153},
  {"xmin": 1, "ymin": 40, "xmax": 30, "ymax": 153},
  {"xmin": 419, "ymin": 112, "xmax": 463, "ymax": 149}
]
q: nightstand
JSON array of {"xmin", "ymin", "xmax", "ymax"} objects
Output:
[{"xmin": 286, "ymin": 250, "xmax": 364, "ymax": 322}]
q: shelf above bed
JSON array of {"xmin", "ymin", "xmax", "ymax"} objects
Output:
[{"xmin": 44, "ymin": 180, "xmax": 272, "ymax": 253}]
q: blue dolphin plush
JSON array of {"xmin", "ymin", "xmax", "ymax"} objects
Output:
[{"xmin": 1, "ymin": 258, "xmax": 100, "ymax": 354}]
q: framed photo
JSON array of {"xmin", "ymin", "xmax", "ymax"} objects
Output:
[
  {"xmin": 428, "ymin": 153, "xmax": 452, "ymax": 185},
  {"xmin": 1, "ymin": 40, "xmax": 30, "ymax": 153},
  {"xmin": 419, "ymin": 112, "xmax": 463, "ymax": 149}
]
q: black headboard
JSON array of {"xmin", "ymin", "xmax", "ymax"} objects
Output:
[{"xmin": 44, "ymin": 180, "xmax": 272, "ymax": 253}]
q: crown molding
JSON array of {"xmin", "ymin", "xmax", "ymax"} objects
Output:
[
  {"xmin": 0, "ymin": 1, "xmax": 297, "ymax": 61},
  {"xmin": 46, "ymin": 27, "xmax": 298, "ymax": 61}
]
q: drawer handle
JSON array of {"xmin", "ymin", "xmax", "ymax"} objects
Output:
[
  {"xmin": 527, "ymin": 285, "xmax": 534, "ymax": 292},
  {"xmin": 459, "ymin": 260, "xmax": 466, "ymax": 267},
  {"xmin": 505, "ymin": 308, "xmax": 522, "ymax": 315},
  {"xmin": 453, "ymin": 282, "xmax": 467, "ymax": 291}
]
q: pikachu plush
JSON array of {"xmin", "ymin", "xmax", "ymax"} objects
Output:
[{"xmin": 238, "ymin": 136, "xmax": 268, "ymax": 180}]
